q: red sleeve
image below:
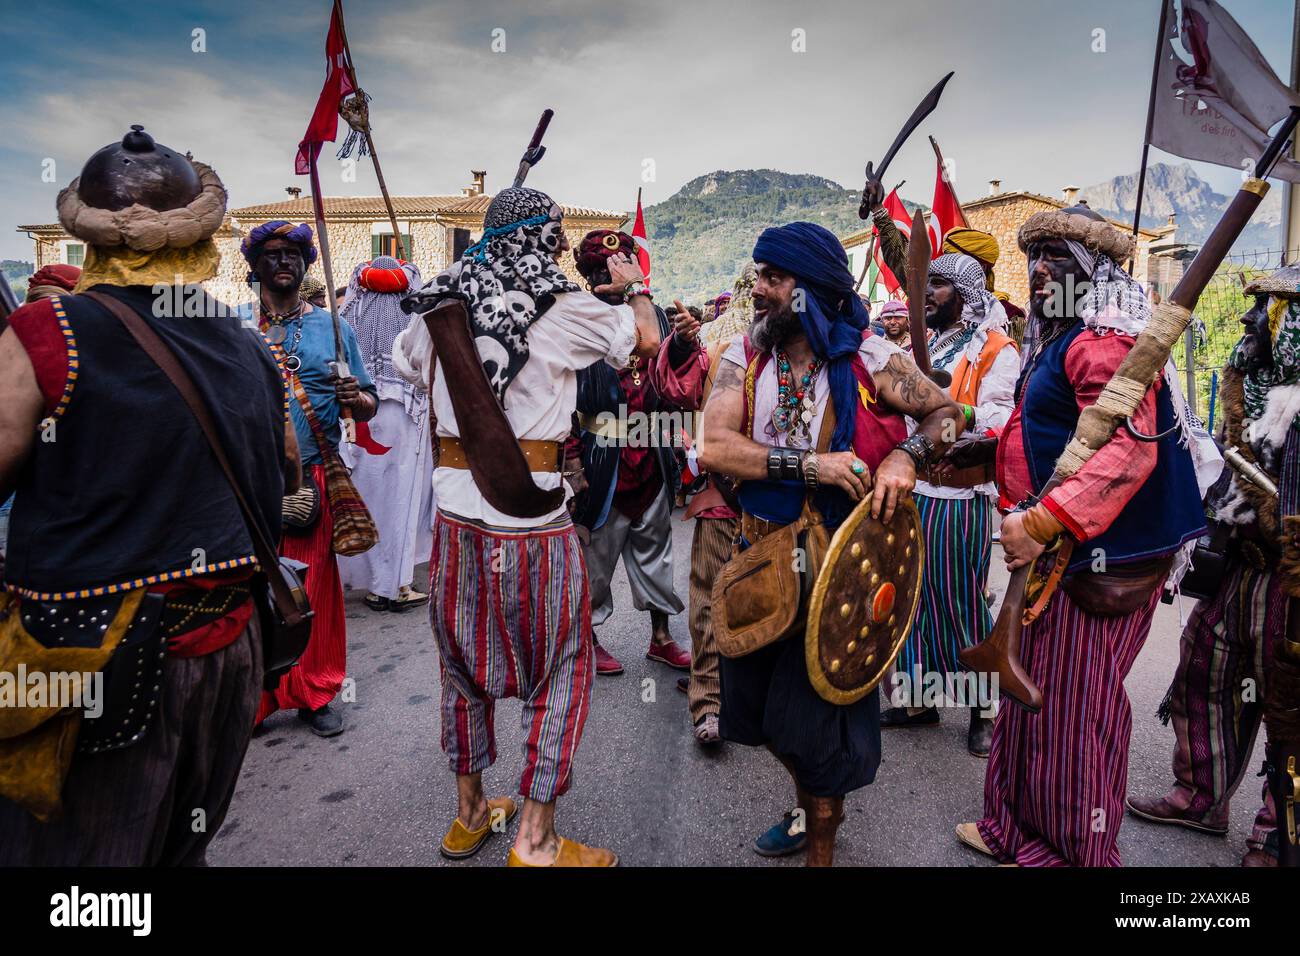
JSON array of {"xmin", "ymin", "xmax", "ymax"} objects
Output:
[
  {"xmin": 650, "ymin": 334, "xmax": 708, "ymax": 410},
  {"xmin": 1042, "ymin": 331, "xmax": 1158, "ymax": 542},
  {"xmin": 8, "ymin": 297, "xmax": 71, "ymax": 416}
]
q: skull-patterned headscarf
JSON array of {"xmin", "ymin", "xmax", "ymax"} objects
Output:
[{"xmin": 401, "ymin": 186, "xmax": 580, "ymax": 404}]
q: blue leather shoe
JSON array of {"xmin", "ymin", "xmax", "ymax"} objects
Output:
[{"xmin": 753, "ymin": 812, "xmax": 807, "ymax": 858}]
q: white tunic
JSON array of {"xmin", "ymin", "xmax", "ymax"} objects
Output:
[{"xmin": 394, "ymin": 291, "xmax": 637, "ymax": 528}]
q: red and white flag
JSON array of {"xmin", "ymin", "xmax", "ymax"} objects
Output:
[
  {"xmin": 926, "ymin": 157, "xmax": 967, "ymax": 257},
  {"xmin": 295, "ymin": 1, "xmax": 356, "ymax": 175},
  {"xmin": 1149, "ymin": 0, "xmax": 1300, "ymax": 182},
  {"xmin": 872, "ymin": 188, "xmax": 911, "ymax": 294},
  {"xmin": 631, "ymin": 190, "xmax": 651, "ymax": 286}
]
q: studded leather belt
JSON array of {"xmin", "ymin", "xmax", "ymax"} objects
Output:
[{"xmin": 438, "ymin": 436, "xmax": 563, "ymax": 474}]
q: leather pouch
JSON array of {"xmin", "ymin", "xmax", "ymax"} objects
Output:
[{"xmin": 1061, "ymin": 555, "xmax": 1173, "ymax": 617}]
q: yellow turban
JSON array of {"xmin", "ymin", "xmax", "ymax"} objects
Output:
[{"xmin": 942, "ymin": 228, "xmax": 999, "ymax": 292}]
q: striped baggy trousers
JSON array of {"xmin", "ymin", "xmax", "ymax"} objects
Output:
[
  {"xmin": 687, "ymin": 515, "xmax": 738, "ymax": 723},
  {"xmin": 978, "ymin": 583, "xmax": 1163, "ymax": 866},
  {"xmin": 894, "ymin": 493, "xmax": 993, "ymax": 684},
  {"xmin": 430, "ymin": 511, "xmax": 593, "ymax": 803},
  {"xmin": 1160, "ymin": 558, "xmax": 1285, "ymax": 849}
]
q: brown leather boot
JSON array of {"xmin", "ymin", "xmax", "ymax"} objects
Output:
[{"xmin": 804, "ymin": 795, "xmax": 844, "ymax": 867}]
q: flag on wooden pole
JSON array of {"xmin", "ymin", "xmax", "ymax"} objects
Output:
[
  {"xmin": 632, "ymin": 188, "xmax": 651, "ymax": 286},
  {"xmin": 295, "ymin": 2, "xmax": 355, "ymax": 176},
  {"xmin": 926, "ymin": 138, "xmax": 968, "ymax": 257},
  {"xmin": 1149, "ymin": 0, "xmax": 1300, "ymax": 182}
]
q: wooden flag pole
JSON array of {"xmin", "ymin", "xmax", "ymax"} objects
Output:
[
  {"xmin": 1132, "ymin": 0, "xmax": 1172, "ymax": 240},
  {"xmin": 334, "ymin": 0, "xmax": 408, "ymax": 262},
  {"xmin": 308, "ymin": 153, "xmax": 345, "ymax": 364}
]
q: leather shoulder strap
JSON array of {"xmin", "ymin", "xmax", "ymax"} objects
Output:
[{"xmin": 84, "ymin": 292, "xmax": 301, "ymax": 620}]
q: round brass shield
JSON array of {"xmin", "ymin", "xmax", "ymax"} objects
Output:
[{"xmin": 805, "ymin": 496, "xmax": 924, "ymax": 705}]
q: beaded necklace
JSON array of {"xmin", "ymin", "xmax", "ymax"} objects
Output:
[
  {"xmin": 772, "ymin": 350, "xmax": 823, "ymax": 444},
  {"xmin": 261, "ymin": 299, "xmax": 307, "ymax": 372}
]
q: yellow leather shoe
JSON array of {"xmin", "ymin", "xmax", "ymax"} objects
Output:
[
  {"xmin": 955, "ymin": 822, "xmax": 995, "ymax": 858},
  {"xmin": 440, "ymin": 797, "xmax": 518, "ymax": 859},
  {"xmin": 506, "ymin": 836, "xmax": 619, "ymax": 867}
]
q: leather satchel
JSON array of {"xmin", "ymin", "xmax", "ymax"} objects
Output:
[
  {"xmin": 87, "ymin": 292, "xmax": 313, "ymax": 692},
  {"xmin": 712, "ymin": 404, "xmax": 836, "ymax": 659},
  {"xmin": 1060, "ymin": 554, "xmax": 1174, "ymax": 617}
]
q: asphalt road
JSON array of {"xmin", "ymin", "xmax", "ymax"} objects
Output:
[{"xmin": 209, "ymin": 514, "xmax": 1263, "ymax": 867}]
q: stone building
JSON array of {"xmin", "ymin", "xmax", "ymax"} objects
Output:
[
  {"xmin": 841, "ymin": 183, "xmax": 1174, "ymax": 306},
  {"xmin": 17, "ymin": 170, "xmax": 627, "ymax": 305}
]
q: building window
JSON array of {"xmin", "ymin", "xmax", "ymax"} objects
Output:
[
  {"xmin": 65, "ymin": 242, "xmax": 85, "ymax": 267},
  {"xmin": 452, "ymin": 228, "xmax": 471, "ymax": 261},
  {"xmin": 372, "ymin": 233, "xmax": 411, "ymax": 260}
]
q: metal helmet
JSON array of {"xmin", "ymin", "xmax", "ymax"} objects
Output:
[{"xmin": 75, "ymin": 125, "xmax": 202, "ymax": 212}]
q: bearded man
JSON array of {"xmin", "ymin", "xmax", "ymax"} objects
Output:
[
  {"xmin": 956, "ymin": 206, "xmax": 1205, "ymax": 867},
  {"xmin": 883, "ymin": 253, "xmax": 1018, "ymax": 756},
  {"xmin": 700, "ymin": 221, "xmax": 964, "ymax": 866},
  {"xmin": 566, "ymin": 230, "xmax": 706, "ymax": 677},
  {"xmin": 337, "ymin": 256, "xmax": 434, "ymax": 613},
  {"xmin": 240, "ymin": 221, "xmax": 377, "ymax": 739},
  {"xmin": 877, "ymin": 299, "xmax": 910, "ymax": 348},
  {"xmin": 1128, "ymin": 264, "xmax": 1300, "ymax": 866},
  {"xmin": 398, "ymin": 187, "xmax": 662, "ymax": 867},
  {"xmin": 0, "ymin": 127, "xmax": 295, "ymax": 864}
]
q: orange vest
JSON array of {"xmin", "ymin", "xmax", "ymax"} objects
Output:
[{"xmin": 948, "ymin": 329, "xmax": 1017, "ymax": 408}]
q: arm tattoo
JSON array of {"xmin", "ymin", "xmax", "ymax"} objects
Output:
[
  {"xmin": 882, "ymin": 354, "xmax": 948, "ymax": 416},
  {"xmin": 712, "ymin": 359, "xmax": 744, "ymax": 396}
]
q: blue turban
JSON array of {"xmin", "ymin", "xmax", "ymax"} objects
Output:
[
  {"xmin": 241, "ymin": 220, "xmax": 319, "ymax": 271},
  {"xmin": 752, "ymin": 221, "xmax": 869, "ymax": 458}
]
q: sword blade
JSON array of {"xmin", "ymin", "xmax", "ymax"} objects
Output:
[{"xmin": 871, "ymin": 71, "xmax": 954, "ymax": 186}]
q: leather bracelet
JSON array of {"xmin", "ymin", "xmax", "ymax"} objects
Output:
[
  {"xmin": 766, "ymin": 446, "xmax": 806, "ymax": 482},
  {"xmin": 895, "ymin": 433, "xmax": 935, "ymax": 470}
]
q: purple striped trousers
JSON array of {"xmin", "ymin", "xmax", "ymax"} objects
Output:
[{"xmin": 978, "ymin": 584, "xmax": 1162, "ymax": 866}]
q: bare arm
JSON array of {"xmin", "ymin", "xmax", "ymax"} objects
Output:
[
  {"xmin": 867, "ymin": 353, "xmax": 966, "ymax": 520},
  {"xmin": 698, "ymin": 357, "xmax": 870, "ymax": 501},
  {"xmin": 0, "ymin": 328, "xmax": 44, "ymax": 501},
  {"xmin": 595, "ymin": 253, "xmax": 660, "ymax": 359}
]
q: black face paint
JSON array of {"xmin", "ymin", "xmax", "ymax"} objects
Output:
[
  {"xmin": 256, "ymin": 241, "xmax": 306, "ymax": 293},
  {"xmin": 1027, "ymin": 239, "xmax": 1089, "ymax": 323},
  {"xmin": 1239, "ymin": 294, "xmax": 1275, "ymax": 376}
]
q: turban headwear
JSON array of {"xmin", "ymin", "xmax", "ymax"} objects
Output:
[
  {"xmin": 299, "ymin": 275, "xmax": 326, "ymax": 300},
  {"xmin": 752, "ymin": 220, "xmax": 869, "ymax": 462},
  {"xmin": 25, "ymin": 264, "xmax": 81, "ymax": 301},
  {"xmin": 402, "ymin": 186, "xmax": 580, "ymax": 404},
  {"xmin": 241, "ymin": 221, "xmax": 318, "ymax": 283},
  {"xmin": 942, "ymin": 228, "xmax": 1000, "ymax": 291},
  {"xmin": 712, "ymin": 292, "xmax": 732, "ymax": 319},
  {"xmin": 575, "ymin": 230, "xmax": 636, "ymax": 281},
  {"xmin": 878, "ymin": 299, "xmax": 908, "ymax": 319},
  {"xmin": 704, "ymin": 264, "xmax": 756, "ymax": 348},
  {"xmin": 341, "ymin": 255, "xmax": 425, "ymax": 420}
]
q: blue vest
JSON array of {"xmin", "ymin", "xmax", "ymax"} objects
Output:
[{"xmin": 1017, "ymin": 322, "xmax": 1205, "ymax": 572}]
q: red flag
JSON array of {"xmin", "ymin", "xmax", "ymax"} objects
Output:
[
  {"xmin": 631, "ymin": 191, "xmax": 651, "ymax": 286},
  {"xmin": 352, "ymin": 421, "xmax": 391, "ymax": 455},
  {"xmin": 926, "ymin": 157, "xmax": 967, "ymax": 258},
  {"xmin": 295, "ymin": 2, "xmax": 356, "ymax": 175},
  {"xmin": 871, "ymin": 189, "xmax": 911, "ymax": 295}
]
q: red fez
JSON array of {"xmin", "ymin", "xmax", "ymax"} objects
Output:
[
  {"xmin": 29, "ymin": 264, "xmax": 81, "ymax": 292},
  {"xmin": 575, "ymin": 230, "xmax": 635, "ymax": 280},
  {"xmin": 358, "ymin": 261, "xmax": 410, "ymax": 293}
]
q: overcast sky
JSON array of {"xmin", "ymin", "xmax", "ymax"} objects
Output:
[{"xmin": 0, "ymin": 0, "xmax": 1293, "ymax": 261}]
